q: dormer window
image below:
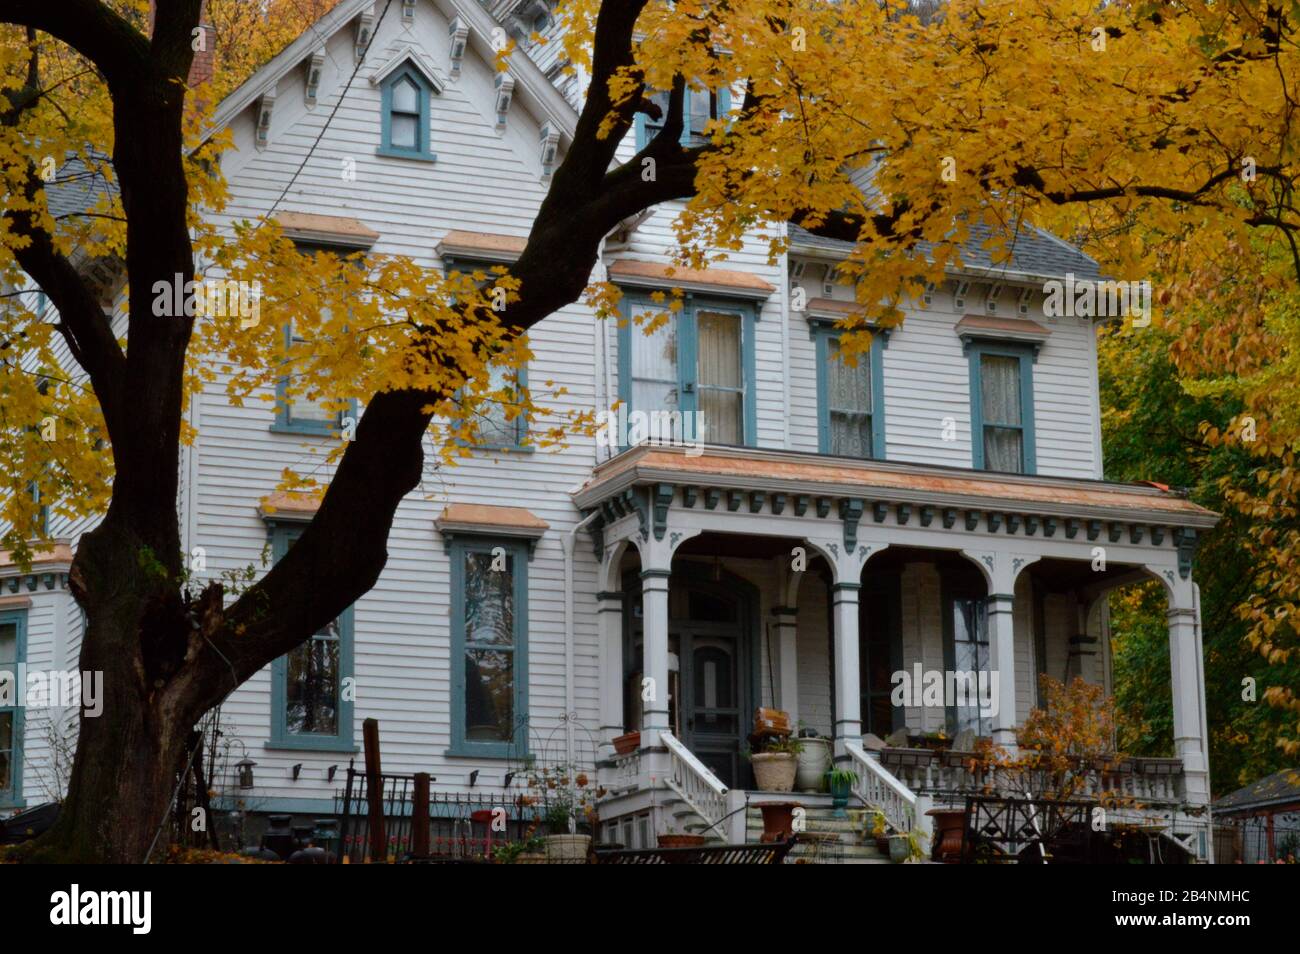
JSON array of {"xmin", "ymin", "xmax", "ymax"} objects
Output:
[
  {"xmin": 378, "ymin": 62, "xmax": 436, "ymax": 161},
  {"xmin": 637, "ymin": 86, "xmax": 732, "ymax": 150}
]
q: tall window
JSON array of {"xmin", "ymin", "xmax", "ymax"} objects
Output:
[
  {"xmin": 969, "ymin": 343, "xmax": 1036, "ymax": 474},
  {"xmin": 0, "ymin": 610, "xmax": 26, "ymax": 806},
  {"xmin": 269, "ymin": 526, "xmax": 355, "ymax": 750},
  {"xmin": 272, "ymin": 245, "xmax": 361, "ymax": 436},
  {"xmin": 379, "ymin": 63, "xmax": 435, "ymax": 161},
  {"xmin": 450, "ymin": 537, "xmax": 529, "ymax": 757},
  {"xmin": 946, "ymin": 596, "xmax": 991, "ymax": 737},
  {"xmin": 814, "ymin": 326, "xmax": 886, "ymax": 458},
  {"xmin": 619, "ymin": 295, "xmax": 756, "ymax": 447},
  {"xmin": 475, "ymin": 363, "xmax": 528, "ymax": 450}
]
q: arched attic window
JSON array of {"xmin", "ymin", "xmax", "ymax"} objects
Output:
[{"xmin": 379, "ymin": 61, "xmax": 437, "ymax": 161}]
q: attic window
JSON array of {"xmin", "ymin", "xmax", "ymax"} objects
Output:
[{"xmin": 378, "ymin": 63, "xmax": 436, "ymax": 161}]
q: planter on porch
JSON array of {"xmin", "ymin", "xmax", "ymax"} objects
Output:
[
  {"xmin": 751, "ymin": 753, "xmax": 798, "ymax": 792},
  {"xmin": 544, "ymin": 834, "xmax": 592, "ymax": 863},
  {"xmin": 795, "ymin": 737, "xmax": 833, "ymax": 792},
  {"xmin": 825, "ymin": 768, "xmax": 859, "ymax": 817},
  {"xmin": 926, "ymin": 808, "xmax": 967, "ymax": 864},
  {"xmin": 758, "ymin": 801, "xmax": 802, "ymax": 842},
  {"xmin": 613, "ymin": 731, "xmax": 640, "ymax": 756}
]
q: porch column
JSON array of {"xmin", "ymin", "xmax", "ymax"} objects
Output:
[
  {"xmin": 596, "ymin": 590, "xmax": 625, "ymax": 759},
  {"xmin": 987, "ymin": 592, "xmax": 1018, "ymax": 749},
  {"xmin": 832, "ymin": 582, "xmax": 862, "ymax": 758},
  {"xmin": 772, "ymin": 606, "xmax": 799, "ymax": 728},
  {"xmin": 1168, "ymin": 602, "xmax": 1210, "ymax": 806},
  {"xmin": 640, "ymin": 568, "xmax": 672, "ymax": 748}
]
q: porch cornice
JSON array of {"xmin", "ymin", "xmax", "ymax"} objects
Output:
[{"xmin": 573, "ymin": 444, "xmax": 1219, "ymax": 534}]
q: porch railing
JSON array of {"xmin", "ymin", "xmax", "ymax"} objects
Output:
[
  {"xmin": 845, "ymin": 740, "xmax": 920, "ymax": 835},
  {"xmin": 661, "ymin": 730, "xmax": 729, "ymax": 837}
]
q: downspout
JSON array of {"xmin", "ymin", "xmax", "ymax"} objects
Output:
[
  {"xmin": 1193, "ymin": 580, "xmax": 1214, "ymax": 862},
  {"xmin": 563, "ymin": 508, "xmax": 602, "ymax": 768}
]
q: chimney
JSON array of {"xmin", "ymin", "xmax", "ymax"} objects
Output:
[{"xmin": 148, "ymin": 1, "xmax": 214, "ymax": 88}]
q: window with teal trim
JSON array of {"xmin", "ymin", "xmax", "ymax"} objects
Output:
[
  {"xmin": 268, "ymin": 525, "xmax": 356, "ymax": 751},
  {"xmin": 635, "ymin": 85, "xmax": 731, "ymax": 150},
  {"xmin": 450, "ymin": 536, "xmax": 529, "ymax": 758},
  {"xmin": 617, "ymin": 293, "xmax": 758, "ymax": 447},
  {"xmin": 379, "ymin": 63, "xmax": 435, "ymax": 161},
  {"xmin": 272, "ymin": 245, "xmax": 361, "ymax": 436},
  {"xmin": 812, "ymin": 324, "xmax": 886, "ymax": 459},
  {"xmin": 968, "ymin": 341, "xmax": 1036, "ymax": 474},
  {"xmin": 0, "ymin": 609, "xmax": 26, "ymax": 807}
]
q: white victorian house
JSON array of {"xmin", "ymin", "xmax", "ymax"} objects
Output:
[{"xmin": 1, "ymin": 0, "xmax": 1218, "ymax": 861}]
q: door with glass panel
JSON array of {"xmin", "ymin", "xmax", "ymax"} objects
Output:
[
  {"xmin": 694, "ymin": 308, "xmax": 744, "ymax": 446},
  {"xmin": 682, "ymin": 627, "xmax": 744, "ymax": 788}
]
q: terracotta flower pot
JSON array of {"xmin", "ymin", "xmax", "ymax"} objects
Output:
[
  {"xmin": 758, "ymin": 801, "xmax": 802, "ymax": 842},
  {"xmin": 751, "ymin": 752, "xmax": 798, "ymax": 792},
  {"xmin": 657, "ymin": 833, "xmax": 707, "ymax": 849},
  {"xmin": 613, "ymin": 731, "xmax": 640, "ymax": 756}
]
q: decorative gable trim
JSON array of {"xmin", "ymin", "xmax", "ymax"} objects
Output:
[
  {"xmin": 539, "ymin": 120, "xmax": 561, "ymax": 180},
  {"xmin": 447, "ymin": 16, "xmax": 470, "ymax": 77},
  {"xmin": 305, "ymin": 49, "xmax": 327, "ymax": 107},
  {"xmin": 355, "ymin": 5, "xmax": 376, "ymax": 61},
  {"xmin": 494, "ymin": 72, "xmax": 515, "ymax": 129},
  {"xmin": 368, "ymin": 44, "xmax": 446, "ymax": 93},
  {"xmin": 255, "ymin": 87, "xmax": 276, "ymax": 149}
]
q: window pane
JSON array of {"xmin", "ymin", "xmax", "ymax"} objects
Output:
[
  {"xmin": 697, "ymin": 311, "xmax": 741, "ymax": 389},
  {"xmin": 392, "ymin": 77, "xmax": 419, "ymax": 113},
  {"xmin": 0, "ymin": 622, "xmax": 15, "ymax": 666},
  {"xmin": 285, "ymin": 620, "xmax": 340, "ymax": 736},
  {"xmin": 984, "ymin": 425, "xmax": 1023, "ymax": 473},
  {"xmin": 479, "ymin": 363, "xmax": 521, "ymax": 446},
  {"xmin": 700, "ymin": 389, "xmax": 742, "ymax": 444},
  {"xmin": 465, "ymin": 648, "xmax": 514, "ymax": 741},
  {"xmin": 830, "ymin": 412, "xmax": 872, "ymax": 457},
  {"xmin": 289, "ymin": 391, "xmax": 337, "ymax": 423},
  {"xmin": 630, "ymin": 305, "xmax": 678, "ymax": 385},
  {"xmin": 980, "ymin": 354, "xmax": 1021, "ymax": 426},
  {"xmin": 827, "ymin": 338, "xmax": 871, "ymax": 413},
  {"xmin": 688, "ymin": 88, "xmax": 716, "ymax": 135},
  {"xmin": 951, "ymin": 598, "xmax": 990, "ymax": 736},
  {"xmin": 390, "ymin": 113, "xmax": 419, "ymax": 149},
  {"xmin": 464, "ymin": 551, "xmax": 514, "ymax": 647}
]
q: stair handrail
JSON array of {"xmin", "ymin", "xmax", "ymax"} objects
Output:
[
  {"xmin": 661, "ymin": 730, "xmax": 729, "ymax": 836},
  {"xmin": 845, "ymin": 739, "xmax": 918, "ymax": 834}
]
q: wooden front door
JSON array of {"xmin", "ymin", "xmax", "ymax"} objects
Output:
[{"xmin": 681, "ymin": 624, "xmax": 745, "ymax": 788}]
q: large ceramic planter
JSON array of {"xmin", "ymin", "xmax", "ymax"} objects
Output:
[
  {"xmin": 888, "ymin": 834, "xmax": 912, "ymax": 863},
  {"xmin": 612, "ymin": 731, "xmax": 640, "ymax": 756},
  {"xmin": 826, "ymin": 774, "xmax": 853, "ymax": 817},
  {"xmin": 758, "ymin": 801, "xmax": 802, "ymax": 842},
  {"xmin": 751, "ymin": 752, "xmax": 798, "ymax": 792},
  {"xmin": 544, "ymin": 833, "xmax": 592, "ymax": 863},
  {"xmin": 795, "ymin": 738, "xmax": 832, "ymax": 791},
  {"xmin": 926, "ymin": 808, "xmax": 967, "ymax": 864}
]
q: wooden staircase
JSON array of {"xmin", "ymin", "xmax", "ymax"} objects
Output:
[{"xmin": 744, "ymin": 803, "xmax": 892, "ymax": 864}]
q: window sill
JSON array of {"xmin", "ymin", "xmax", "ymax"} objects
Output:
[
  {"xmin": 266, "ymin": 738, "xmax": 359, "ymax": 754},
  {"xmin": 444, "ymin": 745, "xmax": 527, "ymax": 760},
  {"xmin": 269, "ymin": 423, "xmax": 339, "ymax": 438},
  {"xmin": 0, "ymin": 796, "xmax": 27, "ymax": 811},
  {"xmin": 376, "ymin": 146, "xmax": 437, "ymax": 163}
]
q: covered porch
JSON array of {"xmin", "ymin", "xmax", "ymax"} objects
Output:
[{"xmin": 574, "ymin": 444, "xmax": 1217, "ymax": 853}]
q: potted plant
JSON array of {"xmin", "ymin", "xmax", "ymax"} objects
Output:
[
  {"xmin": 824, "ymin": 766, "xmax": 859, "ymax": 816},
  {"xmin": 748, "ymin": 736, "xmax": 803, "ymax": 792},
  {"xmin": 612, "ymin": 730, "xmax": 640, "ymax": 756},
  {"xmin": 492, "ymin": 833, "xmax": 545, "ymax": 864},
  {"xmin": 795, "ymin": 731, "xmax": 833, "ymax": 791},
  {"xmin": 527, "ymin": 762, "xmax": 595, "ymax": 863},
  {"xmin": 757, "ymin": 801, "xmax": 802, "ymax": 842}
]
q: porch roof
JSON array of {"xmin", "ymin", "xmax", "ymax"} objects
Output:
[{"xmin": 572, "ymin": 444, "xmax": 1218, "ymax": 529}]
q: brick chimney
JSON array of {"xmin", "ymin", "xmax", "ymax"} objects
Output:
[{"xmin": 148, "ymin": 1, "xmax": 214, "ymax": 88}]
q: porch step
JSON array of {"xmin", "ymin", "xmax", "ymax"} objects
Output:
[{"xmin": 744, "ymin": 804, "xmax": 892, "ymax": 864}]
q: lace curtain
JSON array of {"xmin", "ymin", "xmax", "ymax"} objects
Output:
[
  {"xmin": 980, "ymin": 353, "xmax": 1023, "ymax": 472},
  {"xmin": 827, "ymin": 337, "xmax": 873, "ymax": 457}
]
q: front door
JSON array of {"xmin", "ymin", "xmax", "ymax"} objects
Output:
[{"xmin": 681, "ymin": 626, "xmax": 744, "ymax": 787}]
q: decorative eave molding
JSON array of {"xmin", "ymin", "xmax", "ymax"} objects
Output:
[
  {"xmin": 572, "ymin": 445, "xmax": 1219, "ymax": 542},
  {"xmin": 275, "ymin": 212, "xmax": 381, "ymax": 249},
  {"xmin": 304, "ymin": 50, "xmax": 327, "ymax": 107},
  {"xmin": 258, "ymin": 492, "xmax": 323, "ymax": 523},
  {"xmin": 494, "ymin": 72, "xmax": 516, "ymax": 129},
  {"xmin": 447, "ymin": 16, "xmax": 470, "ymax": 76},
  {"xmin": 255, "ymin": 87, "xmax": 276, "ymax": 150},
  {"xmin": 436, "ymin": 229, "xmax": 527, "ymax": 265},
  {"xmin": 539, "ymin": 120, "xmax": 561, "ymax": 180},
  {"xmin": 355, "ymin": 5, "xmax": 377, "ymax": 61},
  {"xmin": 0, "ymin": 542, "xmax": 74, "ymax": 594}
]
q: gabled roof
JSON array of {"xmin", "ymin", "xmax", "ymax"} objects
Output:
[
  {"xmin": 211, "ymin": 0, "xmax": 578, "ymax": 145},
  {"xmin": 788, "ymin": 219, "xmax": 1103, "ymax": 284},
  {"xmin": 1214, "ymin": 769, "xmax": 1300, "ymax": 813}
]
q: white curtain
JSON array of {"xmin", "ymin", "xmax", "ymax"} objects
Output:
[
  {"xmin": 980, "ymin": 354, "xmax": 1023, "ymax": 472},
  {"xmin": 697, "ymin": 310, "xmax": 742, "ymax": 444},
  {"xmin": 630, "ymin": 304, "xmax": 679, "ymax": 426},
  {"xmin": 827, "ymin": 338, "xmax": 873, "ymax": 457}
]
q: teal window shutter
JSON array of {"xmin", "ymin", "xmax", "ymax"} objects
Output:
[
  {"xmin": 268, "ymin": 525, "xmax": 357, "ymax": 751},
  {"xmin": 449, "ymin": 536, "xmax": 530, "ymax": 758},
  {"xmin": 967, "ymin": 341, "xmax": 1036, "ymax": 474},
  {"xmin": 0, "ymin": 609, "xmax": 28, "ymax": 808}
]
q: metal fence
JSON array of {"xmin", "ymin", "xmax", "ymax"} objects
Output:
[{"xmin": 334, "ymin": 768, "xmax": 537, "ymax": 863}]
